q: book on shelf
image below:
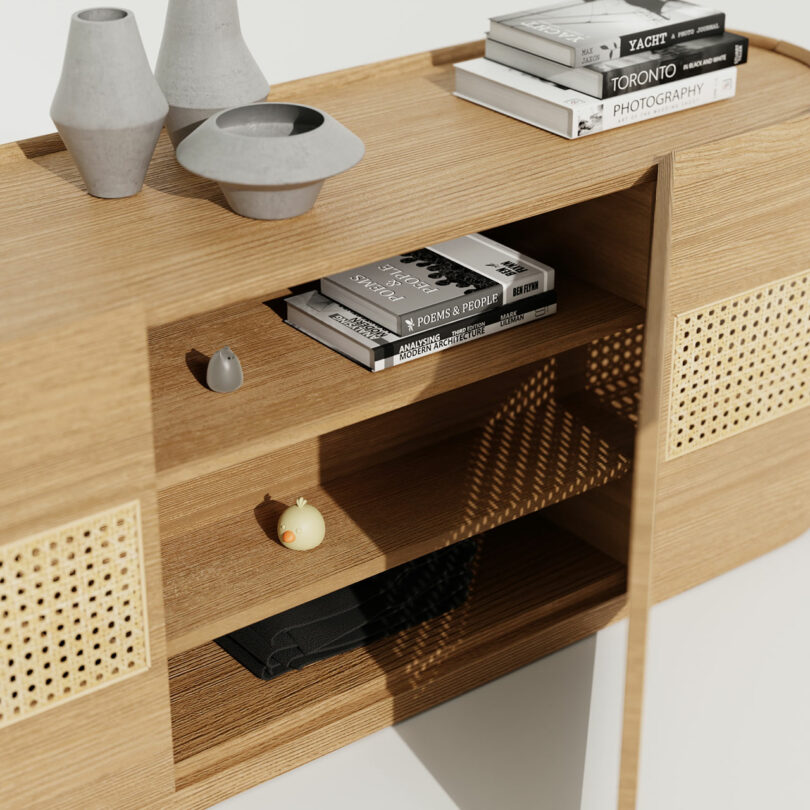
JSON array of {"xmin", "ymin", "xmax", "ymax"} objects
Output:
[
  {"xmin": 285, "ymin": 289, "xmax": 558, "ymax": 372},
  {"xmin": 489, "ymin": 0, "xmax": 725, "ymax": 68},
  {"xmin": 454, "ymin": 58, "xmax": 737, "ymax": 139},
  {"xmin": 320, "ymin": 232, "xmax": 555, "ymax": 336},
  {"xmin": 485, "ymin": 31, "xmax": 748, "ymax": 98}
]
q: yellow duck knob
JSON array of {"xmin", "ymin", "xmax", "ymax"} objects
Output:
[{"xmin": 277, "ymin": 497, "xmax": 325, "ymax": 551}]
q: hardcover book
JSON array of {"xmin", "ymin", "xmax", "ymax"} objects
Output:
[
  {"xmin": 454, "ymin": 58, "xmax": 737, "ymax": 139},
  {"xmin": 320, "ymin": 233, "xmax": 555, "ymax": 336},
  {"xmin": 485, "ymin": 31, "xmax": 747, "ymax": 98},
  {"xmin": 285, "ymin": 289, "xmax": 557, "ymax": 372},
  {"xmin": 490, "ymin": 0, "xmax": 725, "ymax": 67}
]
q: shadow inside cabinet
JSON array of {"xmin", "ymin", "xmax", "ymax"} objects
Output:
[{"xmin": 164, "ymin": 181, "xmax": 653, "ymax": 796}]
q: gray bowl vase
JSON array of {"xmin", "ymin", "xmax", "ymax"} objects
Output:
[
  {"xmin": 175, "ymin": 103, "xmax": 365, "ymax": 220},
  {"xmin": 155, "ymin": 0, "xmax": 270, "ymax": 147},
  {"xmin": 206, "ymin": 347, "xmax": 243, "ymax": 393},
  {"xmin": 50, "ymin": 8, "xmax": 168, "ymax": 199}
]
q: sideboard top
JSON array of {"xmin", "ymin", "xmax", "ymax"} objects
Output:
[{"xmin": 1, "ymin": 36, "xmax": 808, "ymax": 339}]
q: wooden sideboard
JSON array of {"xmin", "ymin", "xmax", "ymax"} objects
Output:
[{"xmin": 1, "ymin": 34, "xmax": 808, "ymax": 810}]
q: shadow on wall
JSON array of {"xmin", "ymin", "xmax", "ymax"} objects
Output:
[{"xmin": 394, "ymin": 635, "xmax": 598, "ymax": 810}]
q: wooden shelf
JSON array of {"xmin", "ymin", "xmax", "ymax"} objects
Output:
[
  {"xmin": 168, "ymin": 516, "xmax": 626, "ymax": 791},
  {"xmin": 150, "ymin": 275, "xmax": 642, "ymax": 486},
  {"xmin": 162, "ymin": 391, "xmax": 633, "ymax": 656},
  {"xmin": 1, "ymin": 22, "xmax": 809, "ymax": 810},
  {"xmin": 3, "ymin": 43, "xmax": 809, "ymax": 342}
]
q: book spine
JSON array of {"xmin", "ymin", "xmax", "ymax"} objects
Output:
[
  {"xmin": 617, "ymin": 12, "xmax": 726, "ymax": 59},
  {"xmin": 576, "ymin": 11, "xmax": 726, "ymax": 66},
  {"xmin": 600, "ymin": 37, "xmax": 747, "ymax": 98},
  {"xmin": 572, "ymin": 67, "xmax": 737, "ymax": 138},
  {"xmin": 374, "ymin": 300, "xmax": 557, "ymax": 371},
  {"xmin": 374, "ymin": 290, "xmax": 557, "ymax": 364},
  {"xmin": 399, "ymin": 285, "xmax": 503, "ymax": 335}
]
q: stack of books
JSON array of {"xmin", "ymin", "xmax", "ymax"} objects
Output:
[
  {"xmin": 285, "ymin": 233, "xmax": 557, "ymax": 371},
  {"xmin": 454, "ymin": 0, "xmax": 748, "ymax": 138}
]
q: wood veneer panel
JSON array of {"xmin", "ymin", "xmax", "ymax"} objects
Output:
[
  {"xmin": 0, "ymin": 308, "xmax": 175, "ymax": 809},
  {"xmin": 0, "ymin": 306, "xmax": 155, "ymax": 542},
  {"xmin": 168, "ymin": 518, "xmax": 626, "ymax": 797},
  {"xmin": 2, "ymin": 46, "xmax": 808, "ymax": 341},
  {"xmin": 653, "ymin": 407, "xmax": 810, "ymax": 605},
  {"xmin": 545, "ymin": 477, "xmax": 632, "ymax": 565},
  {"xmin": 150, "ymin": 276, "xmax": 642, "ymax": 486},
  {"xmin": 651, "ymin": 117, "xmax": 810, "ymax": 604},
  {"xmin": 156, "ymin": 363, "xmax": 556, "ymax": 544},
  {"xmin": 618, "ymin": 154, "xmax": 674, "ymax": 810},
  {"xmin": 163, "ymin": 391, "xmax": 634, "ymax": 655},
  {"xmin": 488, "ymin": 183, "xmax": 655, "ymax": 309},
  {"xmin": 667, "ymin": 115, "xmax": 810, "ymax": 312}
]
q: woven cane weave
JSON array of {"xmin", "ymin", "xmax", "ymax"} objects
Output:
[
  {"xmin": 0, "ymin": 501, "xmax": 149, "ymax": 728},
  {"xmin": 667, "ymin": 270, "xmax": 809, "ymax": 459}
]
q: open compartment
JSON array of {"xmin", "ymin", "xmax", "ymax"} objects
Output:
[
  {"xmin": 148, "ymin": 182, "xmax": 653, "ymax": 488},
  {"xmin": 150, "ymin": 180, "xmax": 654, "ymax": 789},
  {"xmin": 159, "ymin": 347, "xmax": 639, "ymax": 654},
  {"xmin": 169, "ymin": 513, "xmax": 627, "ymax": 789}
]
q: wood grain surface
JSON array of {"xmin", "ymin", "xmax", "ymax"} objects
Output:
[
  {"xmin": 618, "ymin": 154, "xmax": 675, "ymax": 810},
  {"xmin": 168, "ymin": 517, "xmax": 626, "ymax": 800},
  {"xmin": 652, "ymin": 116, "xmax": 810, "ymax": 604},
  {"xmin": 162, "ymin": 389, "xmax": 634, "ymax": 655},
  {"xmin": 0, "ymin": 308, "xmax": 175, "ymax": 809},
  {"xmin": 1, "ymin": 45, "xmax": 808, "ymax": 341},
  {"xmin": 488, "ymin": 183, "xmax": 656, "ymax": 309},
  {"xmin": 149, "ymin": 275, "xmax": 642, "ymax": 486}
]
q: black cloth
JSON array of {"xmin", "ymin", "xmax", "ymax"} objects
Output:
[{"xmin": 216, "ymin": 538, "xmax": 479, "ymax": 680}]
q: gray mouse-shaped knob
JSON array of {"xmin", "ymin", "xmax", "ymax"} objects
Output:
[{"xmin": 206, "ymin": 346, "xmax": 243, "ymax": 393}]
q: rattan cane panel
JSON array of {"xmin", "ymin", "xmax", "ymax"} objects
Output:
[
  {"xmin": 585, "ymin": 324, "xmax": 644, "ymax": 424},
  {"xmin": 667, "ymin": 271, "xmax": 810, "ymax": 459},
  {"xmin": 0, "ymin": 501, "xmax": 150, "ymax": 729}
]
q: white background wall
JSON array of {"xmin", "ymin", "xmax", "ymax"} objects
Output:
[
  {"xmin": 638, "ymin": 530, "xmax": 810, "ymax": 810},
  {"xmin": 1, "ymin": 0, "xmax": 809, "ymax": 143},
  {"xmin": 2, "ymin": 3, "xmax": 808, "ymax": 809},
  {"xmin": 211, "ymin": 621, "xmax": 630, "ymax": 810},
  {"xmin": 211, "ymin": 532, "xmax": 810, "ymax": 810}
]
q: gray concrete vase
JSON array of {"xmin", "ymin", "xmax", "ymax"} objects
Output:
[
  {"xmin": 155, "ymin": 0, "xmax": 270, "ymax": 147},
  {"xmin": 50, "ymin": 8, "xmax": 168, "ymax": 199},
  {"xmin": 175, "ymin": 103, "xmax": 366, "ymax": 220}
]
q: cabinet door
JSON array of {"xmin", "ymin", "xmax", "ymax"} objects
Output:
[
  {"xmin": 652, "ymin": 115, "xmax": 810, "ymax": 603},
  {"xmin": 0, "ymin": 306, "xmax": 175, "ymax": 809}
]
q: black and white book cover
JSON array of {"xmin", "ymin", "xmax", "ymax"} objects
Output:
[
  {"xmin": 320, "ymin": 233, "xmax": 555, "ymax": 336},
  {"xmin": 490, "ymin": 0, "xmax": 725, "ymax": 67},
  {"xmin": 486, "ymin": 31, "xmax": 747, "ymax": 98},
  {"xmin": 285, "ymin": 289, "xmax": 558, "ymax": 371},
  {"xmin": 454, "ymin": 58, "xmax": 737, "ymax": 139}
]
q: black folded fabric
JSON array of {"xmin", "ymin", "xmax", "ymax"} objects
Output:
[{"xmin": 217, "ymin": 538, "xmax": 479, "ymax": 680}]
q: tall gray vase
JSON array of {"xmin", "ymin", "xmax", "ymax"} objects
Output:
[
  {"xmin": 155, "ymin": 0, "xmax": 270, "ymax": 147},
  {"xmin": 50, "ymin": 8, "xmax": 168, "ymax": 199}
]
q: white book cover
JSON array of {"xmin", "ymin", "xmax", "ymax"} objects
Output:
[{"xmin": 454, "ymin": 58, "xmax": 737, "ymax": 138}]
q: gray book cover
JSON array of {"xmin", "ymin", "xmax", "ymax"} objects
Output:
[
  {"xmin": 491, "ymin": 1, "xmax": 724, "ymax": 67},
  {"xmin": 285, "ymin": 289, "xmax": 558, "ymax": 371},
  {"xmin": 320, "ymin": 233, "xmax": 555, "ymax": 336}
]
